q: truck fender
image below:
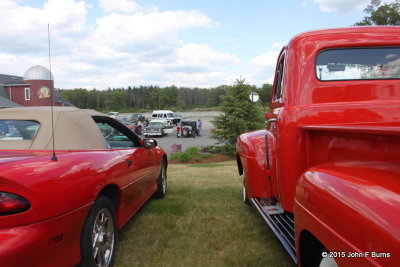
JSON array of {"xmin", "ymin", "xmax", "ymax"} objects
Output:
[
  {"xmin": 295, "ymin": 163, "xmax": 400, "ymax": 266},
  {"xmin": 236, "ymin": 130, "xmax": 274, "ymax": 198}
]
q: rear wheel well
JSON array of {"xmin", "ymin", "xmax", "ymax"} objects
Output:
[
  {"xmin": 299, "ymin": 230, "xmax": 327, "ymax": 267},
  {"xmin": 98, "ymin": 185, "xmax": 119, "ymax": 209}
]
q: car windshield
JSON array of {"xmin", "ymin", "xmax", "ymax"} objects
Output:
[
  {"xmin": 0, "ymin": 120, "xmax": 40, "ymax": 140},
  {"xmin": 316, "ymin": 47, "xmax": 400, "ymax": 81}
]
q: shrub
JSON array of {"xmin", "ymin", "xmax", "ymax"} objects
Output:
[
  {"xmin": 201, "ymin": 145, "xmax": 235, "ymax": 156},
  {"xmin": 171, "ymin": 147, "xmax": 200, "ymax": 162},
  {"xmin": 171, "ymin": 147, "xmax": 211, "ymax": 163}
]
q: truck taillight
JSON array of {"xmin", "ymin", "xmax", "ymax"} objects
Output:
[{"xmin": 0, "ymin": 192, "xmax": 31, "ymax": 215}]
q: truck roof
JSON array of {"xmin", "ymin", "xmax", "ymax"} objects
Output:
[
  {"xmin": 286, "ymin": 26, "xmax": 400, "ymax": 51},
  {"xmin": 290, "ymin": 26, "xmax": 400, "ymax": 42}
]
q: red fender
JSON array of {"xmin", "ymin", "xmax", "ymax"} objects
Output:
[
  {"xmin": 295, "ymin": 162, "xmax": 400, "ymax": 266},
  {"xmin": 236, "ymin": 130, "xmax": 274, "ymax": 198}
]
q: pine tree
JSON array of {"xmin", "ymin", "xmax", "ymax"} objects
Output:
[{"xmin": 211, "ymin": 79, "xmax": 264, "ymax": 155}]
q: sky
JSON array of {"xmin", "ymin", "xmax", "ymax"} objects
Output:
[{"xmin": 0, "ymin": 0, "xmax": 381, "ymax": 89}]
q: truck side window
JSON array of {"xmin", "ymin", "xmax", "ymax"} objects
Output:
[{"xmin": 273, "ymin": 57, "xmax": 285, "ymax": 101}]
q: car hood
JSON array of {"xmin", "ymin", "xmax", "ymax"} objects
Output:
[{"xmin": 0, "ymin": 151, "xmax": 51, "ymax": 165}]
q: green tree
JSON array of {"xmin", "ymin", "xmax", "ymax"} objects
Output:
[
  {"xmin": 259, "ymin": 83, "xmax": 272, "ymax": 106},
  {"xmin": 211, "ymin": 79, "xmax": 264, "ymax": 155},
  {"xmin": 159, "ymin": 85, "xmax": 179, "ymax": 109},
  {"xmin": 356, "ymin": 0, "xmax": 400, "ymax": 25},
  {"xmin": 105, "ymin": 90, "xmax": 127, "ymax": 111}
]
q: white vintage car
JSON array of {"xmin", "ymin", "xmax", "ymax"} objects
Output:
[{"xmin": 143, "ymin": 119, "xmax": 173, "ymax": 137}]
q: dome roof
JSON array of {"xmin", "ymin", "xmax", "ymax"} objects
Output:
[{"xmin": 24, "ymin": 65, "xmax": 54, "ymax": 81}]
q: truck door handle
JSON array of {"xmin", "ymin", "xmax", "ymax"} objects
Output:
[{"xmin": 125, "ymin": 159, "xmax": 133, "ymax": 166}]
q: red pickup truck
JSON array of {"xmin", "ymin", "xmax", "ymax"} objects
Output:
[{"xmin": 236, "ymin": 26, "xmax": 400, "ymax": 266}]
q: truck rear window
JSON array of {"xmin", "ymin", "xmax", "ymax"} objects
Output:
[
  {"xmin": 316, "ymin": 48, "xmax": 400, "ymax": 81},
  {"xmin": 0, "ymin": 120, "xmax": 40, "ymax": 140}
]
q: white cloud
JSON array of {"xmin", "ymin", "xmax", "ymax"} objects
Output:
[
  {"xmin": 0, "ymin": 0, "xmax": 88, "ymax": 54},
  {"xmin": 99, "ymin": 0, "xmax": 142, "ymax": 14},
  {"xmin": 90, "ymin": 10, "xmax": 213, "ymax": 52},
  {"xmin": 64, "ymin": 43, "xmax": 240, "ymax": 89},
  {"xmin": 0, "ymin": 0, "xmax": 239, "ymax": 89},
  {"xmin": 313, "ymin": 0, "xmax": 369, "ymax": 14},
  {"xmin": 271, "ymin": 42, "xmax": 286, "ymax": 50},
  {"xmin": 251, "ymin": 51, "xmax": 280, "ymax": 69},
  {"xmin": 166, "ymin": 44, "xmax": 240, "ymax": 72},
  {"xmin": 247, "ymin": 46, "xmax": 282, "ymax": 85},
  {"xmin": 44, "ymin": 0, "xmax": 87, "ymax": 26}
]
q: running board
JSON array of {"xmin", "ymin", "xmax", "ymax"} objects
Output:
[{"xmin": 251, "ymin": 198, "xmax": 297, "ymax": 264}]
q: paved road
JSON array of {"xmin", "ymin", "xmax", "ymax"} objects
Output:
[{"xmin": 140, "ymin": 116, "xmax": 219, "ymax": 157}]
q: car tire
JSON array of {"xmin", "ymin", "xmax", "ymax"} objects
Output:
[
  {"xmin": 242, "ymin": 173, "xmax": 250, "ymax": 205},
  {"xmin": 80, "ymin": 195, "xmax": 117, "ymax": 267},
  {"xmin": 154, "ymin": 161, "xmax": 167, "ymax": 198}
]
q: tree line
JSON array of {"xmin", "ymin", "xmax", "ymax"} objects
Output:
[{"xmin": 60, "ymin": 84, "xmax": 272, "ymax": 112}]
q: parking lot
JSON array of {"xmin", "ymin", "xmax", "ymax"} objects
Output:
[{"xmin": 126, "ymin": 112, "xmax": 221, "ymax": 156}]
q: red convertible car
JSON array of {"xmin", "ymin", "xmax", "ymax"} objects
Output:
[{"xmin": 0, "ymin": 107, "xmax": 168, "ymax": 267}]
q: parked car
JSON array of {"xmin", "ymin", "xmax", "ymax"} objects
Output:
[
  {"xmin": 236, "ymin": 26, "xmax": 400, "ymax": 266},
  {"xmin": 116, "ymin": 116, "xmax": 143, "ymax": 135},
  {"xmin": 171, "ymin": 113, "xmax": 185, "ymax": 125},
  {"xmin": 106, "ymin": 111, "xmax": 120, "ymax": 119},
  {"xmin": 150, "ymin": 110, "xmax": 175, "ymax": 125},
  {"xmin": 177, "ymin": 119, "xmax": 197, "ymax": 138},
  {"xmin": 0, "ymin": 107, "xmax": 168, "ymax": 267},
  {"xmin": 143, "ymin": 119, "xmax": 173, "ymax": 137},
  {"xmin": 118, "ymin": 116, "xmax": 131, "ymax": 125},
  {"xmin": 130, "ymin": 113, "xmax": 145, "ymax": 123}
]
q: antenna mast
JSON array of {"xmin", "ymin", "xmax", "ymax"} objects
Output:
[{"xmin": 48, "ymin": 24, "xmax": 57, "ymax": 161}]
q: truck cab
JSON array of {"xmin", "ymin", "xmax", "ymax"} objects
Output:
[{"xmin": 236, "ymin": 26, "xmax": 400, "ymax": 266}]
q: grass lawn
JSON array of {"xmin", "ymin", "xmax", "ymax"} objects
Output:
[{"xmin": 115, "ymin": 161, "xmax": 295, "ymax": 267}]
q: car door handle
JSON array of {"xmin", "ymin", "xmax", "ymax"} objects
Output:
[{"xmin": 125, "ymin": 159, "xmax": 133, "ymax": 166}]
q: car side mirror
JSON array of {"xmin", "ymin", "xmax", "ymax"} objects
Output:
[{"xmin": 143, "ymin": 138, "xmax": 158, "ymax": 148}]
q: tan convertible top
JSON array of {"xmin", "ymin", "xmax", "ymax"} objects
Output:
[{"xmin": 0, "ymin": 107, "xmax": 109, "ymax": 150}]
